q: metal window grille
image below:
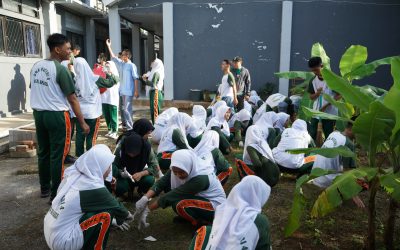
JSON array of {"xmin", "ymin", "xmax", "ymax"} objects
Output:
[
  {"xmin": 24, "ymin": 22, "xmax": 40, "ymax": 56},
  {"xmin": 0, "ymin": 18, "xmax": 4, "ymax": 53},
  {"xmin": 5, "ymin": 18, "xmax": 24, "ymax": 56}
]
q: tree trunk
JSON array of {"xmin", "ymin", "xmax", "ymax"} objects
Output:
[
  {"xmin": 366, "ymin": 178, "xmax": 378, "ymax": 250},
  {"xmin": 384, "ymin": 198, "xmax": 398, "ymax": 250}
]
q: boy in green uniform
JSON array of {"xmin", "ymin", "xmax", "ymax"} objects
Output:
[{"xmin": 30, "ymin": 33, "xmax": 90, "ymax": 202}]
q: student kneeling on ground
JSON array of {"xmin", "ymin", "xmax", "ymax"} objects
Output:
[
  {"xmin": 206, "ymin": 105, "xmax": 233, "ymax": 155},
  {"xmin": 189, "ymin": 175, "xmax": 272, "ymax": 250},
  {"xmin": 272, "ymin": 119, "xmax": 316, "ymax": 176},
  {"xmin": 134, "ymin": 149, "xmax": 226, "ymax": 227},
  {"xmin": 228, "ymin": 108, "xmax": 252, "ymax": 146},
  {"xmin": 194, "ymin": 130, "xmax": 233, "ymax": 186},
  {"xmin": 44, "ymin": 145, "xmax": 132, "ymax": 250},
  {"xmin": 237, "ymin": 125, "xmax": 280, "ymax": 187},
  {"xmin": 187, "ymin": 105, "xmax": 207, "ymax": 148},
  {"xmin": 151, "ymin": 107, "xmax": 179, "ymax": 144}
]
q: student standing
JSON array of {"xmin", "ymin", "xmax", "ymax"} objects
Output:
[
  {"xmin": 142, "ymin": 58, "xmax": 165, "ymax": 124},
  {"xmin": 231, "ymin": 56, "xmax": 251, "ymax": 111},
  {"xmin": 30, "ymin": 33, "xmax": 90, "ymax": 201},
  {"xmin": 106, "ymin": 39, "xmax": 139, "ymax": 131},
  {"xmin": 73, "ymin": 58, "xmax": 118, "ymax": 157},
  {"xmin": 307, "ymin": 57, "xmax": 340, "ymax": 140},
  {"xmin": 216, "ymin": 59, "xmax": 237, "ymax": 109},
  {"xmin": 101, "ymin": 61, "xmax": 120, "ymax": 139},
  {"xmin": 189, "ymin": 175, "xmax": 272, "ymax": 250},
  {"xmin": 44, "ymin": 145, "xmax": 132, "ymax": 250}
]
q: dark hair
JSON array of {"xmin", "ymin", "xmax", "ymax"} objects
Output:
[
  {"xmin": 308, "ymin": 56, "xmax": 322, "ymax": 68},
  {"xmin": 122, "ymin": 49, "xmax": 132, "ymax": 58},
  {"xmin": 233, "ymin": 56, "xmax": 243, "ymax": 62},
  {"xmin": 47, "ymin": 33, "xmax": 69, "ymax": 51},
  {"xmin": 72, "ymin": 44, "xmax": 81, "ymax": 51},
  {"xmin": 347, "ymin": 116, "xmax": 358, "ymax": 128},
  {"xmin": 98, "ymin": 53, "xmax": 107, "ymax": 62},
  {"xmin": 222, "ymin": 59, "xmax": 230, "ymax": 65}
]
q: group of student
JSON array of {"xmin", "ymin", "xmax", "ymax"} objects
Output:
[{"xmin": 32, "ymin": 33, "xmax": 362, "ymax": 250}]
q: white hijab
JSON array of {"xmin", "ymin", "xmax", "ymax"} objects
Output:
[
  {"xmin": 188, "ymin": 105, "xmax": 207, "ymax": 137},
  {"xmin": 207, "ymin": 105, "xmax": 231, "ymax": 136},
  {"xmin": 167, "ymin": 112, "xmax": 193, "ymax": 134},
  {"xmin": 194, "ymin": 130, "xmax": 220, "ymax": 158},
  {"xmin": 52, "ymin": 144, "xmax": 115, "ymax": 207},
  {"xmin": 249, "ymin": 90, "xmax": 261, "ymax": 105},
  {"xmin": 265, "ymin": 93, "xmax": 286, "ymax": 108},
  {"xmin": 147, "ymin": 58, "xmax": 165, "ymax": 90},
  {"xmin": 170, "ymin": 149, "xmax": 213, "ymax": 189},
  {"xmin": 228, "ymin": 109, "xmax": 252, "ymax": 127},
  {"xmin": 254, "ymin": 111, "xmax": 277, "ymax": 141},
  {"xmin": 156, "ymin": 107, "xmax": 179, "ymax": 125},
  {"xmin": 243, "ymin": 125, "xmax": 275, "ymax": 164},
  {"xmin": 106, "ymin": 60, "xmax": 119, "ymax": 77},
  {"xmin": 206, "ymin": 175, "xmax": 271, "ymax": 250},
  {"xmin": 274, "ymin": 112, "xmax": 290, "ymax": 132},
  {"xmin": 211, "ymin": 100, "xmax": 227, "ymax": 118},
  {"xmin": 73, "ymin": 57, "xmax": 100, "ymax": 104}
]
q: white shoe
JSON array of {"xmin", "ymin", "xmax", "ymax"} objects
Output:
[
  {"xmin": 105, "ymin": 131, "xmax": 112, "ymax": 138},
  {"xmin": 109, "ymin": 132, "xmax": 119, "ymax": 140},
  {"xmin": 239, "ymin": 141, "xmax": 244, "ymax": 147}
]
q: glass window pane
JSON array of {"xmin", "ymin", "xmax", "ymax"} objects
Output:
[
  {"xmin": 25, "ymin": 23, "xmax": 41, "ymax": 56},
  {"xmin": 2, "ymin": 0, "xmax": 20, "ymax": 13},
  {"xmin": 0, "ymin": 19, "xmax": 4, "ymax": 53},
  {"xmin": 6, "ymin": 18, "xmax": 24, "ymax": 56}
]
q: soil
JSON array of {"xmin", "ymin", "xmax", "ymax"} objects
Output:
[{"xmin": 0, "ymin": 110, "xmax": 399, "ymax": 250}]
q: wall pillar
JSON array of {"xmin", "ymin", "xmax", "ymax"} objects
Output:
[
  {"xmin": 131, "ymin": 24, "xmax": 141, "ymax": 74},
  {"xmin": 108, "ymin": 6, "xmax": 121, "ymax": 56},
  {"xmin": 162, "ymin": 2, "xmax": 174, "ymax": 100},
  {"xmin": 41, "ymin": 1, "xmax": 58, "ymax": 57},
  {"xmin": 278, "ymin": 1, "xmax": 293, "ymax": 95},
  {"xmin": 85, "ymin": 18, "xmax": 96, "ymax": 66}
]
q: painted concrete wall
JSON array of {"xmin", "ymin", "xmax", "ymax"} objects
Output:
[
  {"xmin": 173, "ymin": 1, "xmax": 282, "ymax": 100},
  {"xmin": 290, "ymin": 0, "xmax": 400, "ymax": 90}
]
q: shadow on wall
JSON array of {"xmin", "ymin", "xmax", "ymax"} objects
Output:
[{"xmin": 7, "ymin": 64, "xmax": 26, "ymax": 113}]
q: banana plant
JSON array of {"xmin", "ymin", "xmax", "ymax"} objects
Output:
[{"xmin": 282, "ymin": 51, "xmax": 400, "ymax": 250}]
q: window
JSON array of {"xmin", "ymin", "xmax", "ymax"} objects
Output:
[
  {"xmin": 0, "ymin": 16, "xmax": 42, "ymax": 57},
  {"xmin": 1, "ymin": 0, "xmax": 40, "ymax": 18},
  {"xmin": 66, "ymin": 31, "xmax": 84, "ymax": 58}
]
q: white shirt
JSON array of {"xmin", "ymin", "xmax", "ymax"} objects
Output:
[
  {"xmin": 218, "ymin": 74, "xmax": 234, "ymax": 98},
  {"xmin": 101, "ymin": 82, "xmax": 120, "ymax": 106},
  {"xmin": 311, "ymin": 77, "xmax": 338, "ymax": 115}
]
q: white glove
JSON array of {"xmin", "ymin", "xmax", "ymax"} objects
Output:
[
  {"xmin": 125, "ymin": 211, "xmax": 134, "ymax": 223},
  {"xmin": 120, "ymin": 168, "xmax": 135, "ymax": 183},
  {"xmin": 138, "ymin": 207, "xmax": 150, "ymax": 230},
  {"xmin": 135, "ymin": 196, "xmax": 149, "ymax": 214},
  {"xmin": 112, "ymin": 218, "xmax": 130, "ymax": 231}
]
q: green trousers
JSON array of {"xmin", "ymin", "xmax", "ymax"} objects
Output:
[
  {"xmin": 278, "ymin": 162, "xmax": 314, "ymax": 177},
  {"xmin": 150, "ymin": 89, "xmax": 164, "ymax": 124},
  {"xmin": 187, "ymin": 134, "xmax": 203, "ymax": 148},
  {"xmin": 79, "ymin": 211, "xmax": 113, "ymax": 250},
  {"xmin": 76, "ymin": 118, "xmax": 100, "ymax": 157},
  {"xmin": 171, "ymin": 195, "xmax": 215, "ymax": 226},
  {"xmin": 189, "ymin": 225, "xmax": 212, "ymax": 250},
  {"xmin": 309, "ymin": 118, "xmax": 335, "ymax": 141},
  {"xmin": 115, "ymin": 175, "xmax": 155, "ymax": 196},
  {"xmin": 236, "ymin": 159, "xmax": 280, "ymax": 187},
  {"xmin": 34, "ymin": 110, "xmax": 71, "ymax": 197},
  {"xmin": 102, "ymin": 104, "xmax": 118, "ymax": 133}
]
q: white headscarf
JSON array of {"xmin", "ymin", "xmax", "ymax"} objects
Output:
[
  {"xmin": 207, "ymin": 105, "xmax": 231, "ymax": 136},
  {"xmin": 52, "ymin": 145, "xmax": 115, "ymax": 207},
  {"xmin": 106, "ymin": 60, "xmax": 119, "ymax": 77},
  {"xmin": 254, "ymin": 111, "xmax": 277, "ymax": 140},
  {"xmin": 211, "ymin": 100, "xmax": 227, "ymax": 118},
  {"xmin": 147, "ymin": 58, "xmax": 165, "ymax": 90},
  {"xmin": 167, "ymin": 112, "xmax": 193, "ymax": 134},
  {"xmin": 274, "ymin": 112, "xmax": 290, "ymax": 132},
  {"xmin": 206, "ymin": 175, "xmax": 271, "ymax": 250},
  {"xmin": 169, "ymin": 149, "xmax": 213, "ymax": 189},
  {"xmin": 73, "ymin": 57, "xmax": 100, "ymax": 104},
  {"xmin": 188, "ymin": 105, "xmax": 207, "ymax": 137},
  {"xmin": 265, "ymin": 93, "xmax": 286, "ymax": 108},
  {"xmin": 194, "ymin": 130, "xmax": 220, "ymax": 158},
  {"xmin": 292, "ymin": 119, "xmax": 307, "ymax": 132},
  {"xmin": 228, "ymin": 109, "xmax": 252, "ymax": 127},
  {"xmin": 243, "ymin": 125, "xmax": 275, "ymax": 164},
  {"xmin": 249, "ymin": 90, "xmax": 262, "ymax": 105}
]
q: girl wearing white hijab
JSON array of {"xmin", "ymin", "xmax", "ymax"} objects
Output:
[
  {"xmin": 142, "ymin": 58, "xmax": 165, "ymax": 123},
  {"xmin": 73, "ymin": 57, "xmax": 118, "ymax": 157},
  {"xmin": 101, "ymin": 61, "xmax": 120, "ymax": 139},
  {"xmin": 206, "ymin": 100, "xmax": 227, "ymax": 123},
  {"xmin": 157, "ymin": 112, "xmax": 193, "ymax": 171},
  {"xmin": 135, "ymin": 149, "xmax": 226, "ymax": 227},
  {"xmin": 272, "ymin": 119, "xmax": 315, "ymax": 175},
  {"xmin": 194, "ymin": 130, "xmax": 232, "ymax": 185},
  {"xmin": 187, "ymin": 105, "xmax": 207, "ymax": 148},
  {"xmin": 189, "ymin": 175, "xmax": 272, "ymax": 250},
  {"xmin": 254, "ymin": 111, "xmax": 279, "ymax": 147},
  {"xmin": 207, "ymin": 105, "xmax": 233, "ymax": 155},
  {"xmin": 151, "ymin": 107, "xmax": 179, "ymax": 144},
  {"xmin": 228, "ymin": 108, "xmax": 252, "ymax": 143},
  {"xmin": 274, "ymin": 112, "xmax": 290, "ymax": 133},
  {"xmin": 44, "ymin": 145, "xmax": 132, "ymax": 250},
  {"xmin": 237, "ymin": 125, "xmax": 280, "ymax": 187}
]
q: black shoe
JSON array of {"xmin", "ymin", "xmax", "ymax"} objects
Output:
[
  {"xmin": 64, "ymin": 155, "xmax": 77, "ymax": 164},
  {"xmin": 41, "ymin": 188, "xmax": 51, "ymax": 198}
]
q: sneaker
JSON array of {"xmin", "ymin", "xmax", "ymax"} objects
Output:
[
  {"xmin": 64, "ymin": 155, "xmax": 77, "ymax": 164},
  {"xmin": 109, "ymin": 132, "xmax": 119, "ymax": 140},
  {"xmin": 40, "ymin": 188, "xmax": 50, "ymax": 198}
]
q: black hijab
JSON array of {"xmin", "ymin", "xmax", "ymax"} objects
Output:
[
  {"xmin": 120, "ymin": 133, "xmax": 151, "ymax": 174},
  {"xmin": 132, "ymin": 118, "xmax": 155, "ymax": 137}
]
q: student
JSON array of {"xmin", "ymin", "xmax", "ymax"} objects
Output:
[
  {"xmin": 157, "ymin": 113, "xmax": 193, "ymax": 171},
  {"xmin": 307, "ymin": 56, "xmax": 339, "ymax": 140},
  {"xmin": 101, "ymin": 61, "xmax": 120, "ymax": 139},
  {"xmin": 44, "ymin": 145, "xmax": 132, "ymax": 250},
  {"xmin": 274, "ymin": 112, "xmax": 290, "ymax": 133},
  {"xmin": 135, "ymin": 149, "xmax": 226, "ymax": 226},
  {"xmin": 248, "ymin": 90, "xmax": 263, "ymax": 107},
  {"xmin": 151, "ymin": 107, "xmax": 179, "ymax": 144},
  {"xmin": 231, "ymin": 56, "xmax": 251, "ymax": 111},
  {"xmin": 73, "ymin": 57, "xmax": 118, "ymax": 157},
  {"xmin": 243, "ymin": 99, "xmax": 254, "ymax": 115},
  {"xmin": 206, "ymin": 100, "xmax": 227, "ymax": 122},
  {"xmin": 216, "ymin": 59, "xmax": 237, "ymax": 109},
  {"xmin": 187, "ymin": 105, "xmax": 207, "ymax": 148},
  {"xmin": 254, "ymin": 112, "xmax": 279, "ymax": 147},
  {"xmin": 30, "ymin": 33, "xmax": 90, "ymax": 202},
  {"xmin": 206, "ymin": 105, "xmax": 233, "ymax": 155},
  {"xmin": 272, "ymin": 119, "xmax": 315, "ymax": 176},
  {"xmin": 238, "ymin": 125, "xmax": 280, "ymax": 187},
  {"xmin": 194, "ymin": 130, "xmax": 232, "ymax": 185},
  {"xmin": 228, "ymin": 108, "xmax": 252, "ymax": 144},
  {"xmin": 106, "ymin": 39, "xmax": 139, "ymax": 131},
  {"xmin": 142, "ymin": 58, "xmax": 165, "ymax": 123},
  {"xmin": 253, "ymin": 93, "xmax": 292, "ymax": 123},
  {"xmin": 189, "ymin": 175, "xmax": 272, "ymax": 250}
]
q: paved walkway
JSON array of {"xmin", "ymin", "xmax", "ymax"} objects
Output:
[{"xmin": 0, "ymin": 112, "xmax": 34, "ymax": 138}]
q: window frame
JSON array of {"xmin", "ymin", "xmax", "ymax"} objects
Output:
[{"xmin": 22, "ymin": 21, "xmax": 41, "ymax": 58}]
